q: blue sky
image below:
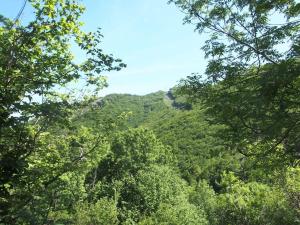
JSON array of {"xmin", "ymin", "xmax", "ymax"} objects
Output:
[{"xmin": 1, "ymin": 0, "xmax": 207, "ymax": 95}]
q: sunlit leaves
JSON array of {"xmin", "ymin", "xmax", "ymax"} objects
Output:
[{"xmin": 0, "ymin": 0, "xmax": 125, "ymax": 223}]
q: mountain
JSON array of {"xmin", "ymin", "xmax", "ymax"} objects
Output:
[
  {"xmin": 79, "ymin": 91, "xmax": 170, "ymax": 128},
  {"xmin": 78, "ymin": 90, "xmax": 239, "ymax": 186}
]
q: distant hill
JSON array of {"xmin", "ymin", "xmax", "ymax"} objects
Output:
[
  {"xmin": 77, "ymin": 90, "xmax": 239, "ymax": 186},
  {"xmin": 79, "ymin": 91, "xmax": 173, "ymax": 128}
]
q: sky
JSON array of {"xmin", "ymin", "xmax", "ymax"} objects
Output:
[{"xmin": 1, "ymin": 0, "xmax": 207, "ymax": 96}]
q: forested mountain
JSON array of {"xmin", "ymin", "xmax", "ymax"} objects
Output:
[
  {"xmin": 79, "ymin": 91, "xmax": 171, "ymax": 128},
  {"xmin": 1, "ymin": 0, "xmax": 299, "ymax": 224},
  {"xmin": 80, "ymin": 91, "xmax": 240, "ymax": 187},
  {"xmin": 71, "ymin": 90, "xmax": 298, "ymax": 224}
]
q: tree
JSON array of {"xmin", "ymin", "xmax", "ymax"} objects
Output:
[
  {"xmin": 85, "ymin": 129, "xmax": 173, "ymax": 219},
  {"xmin": 0, "ymin": 0, "xmax": 125, "ymax": 223},
  {"xmin": 92, "ymin": 128, "xmax": 172, "ymax": 182},
  {"xmin": 73, "ymin": 198, "xmax": 119, "ymax": 225},
  {"xmin": 84, "ymin": 128, "xmax": 209, "ymax": 223},
  {"xmin": 169, "ymin": 0, "xmax": 300, "ymax": 72},
  {"xmin": 170, "ymin": 0, "xmax": 300, "ymax": 165},
  {"xmin": 215, "ymin": 172, "xmax": 299, "ymax": 225},
  {"xmin": 139, "ymin": 201, "xmax": 208, "ymax": 225}
]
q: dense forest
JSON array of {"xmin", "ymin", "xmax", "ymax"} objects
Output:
[{"xmin": 0, "ymin": 0, "xmax": 299, "ymax": 224}]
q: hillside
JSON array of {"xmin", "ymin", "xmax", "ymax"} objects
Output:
[
  {"xmin": 2, "ymin": 1, "xmax": 300, "ymax": 224},
  {"xmin": 41, "ymin": 90, "xmax": 296, "ymax": 225},
  {"xmin": 79, "ymin": 91, "xmax": 172, "ymax": 128},
  {"xmin": 78, "ymin": 90, "xmax": 240, "ymax": 186},
  {"xmin": 80, "ymin": 90, "xmax": 192, "ymax": 126}
]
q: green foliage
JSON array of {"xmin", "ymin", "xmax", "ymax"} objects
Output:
[
  {"xmin": 169, "ymin": 0, "xmax": 300, "ymax": 70},
  {"xmin": 136, "ymin": 165, "xmax": 189, "ymax": 213},
  {"xmin": 139, "ymin": 202, "xmax": 208, "ymax": 225},
  {"xmin": 7, "ymin": 126, "xmax": 108, "ymax": 224},
  {"xmin": 73, "ymin": 198, "xmax": 119, "ymax": 225},
  {"xmin": 85, "ymin": 128, "xmax": 181, "ymax": 223},
  {"xmin": 81, "ymin": 91, "xmax": 241, "ymax": 189},
  {"xmin": 80, "ymin": 91, "xmax": 170, "ymax": 129},
  {"xmin": 1, "ymin": 0, "xmax": 300, "ymax": 224},
  {"xmin": 216, "ymin": 172, "xmax": 299, "ymax": 225},
  {"xmin": 282, "ymin": 167, "xmax": 300, "ymax": 216},
  {"xmin": 0, "ymin": 0, "xmax": 124, "ymax": 223},
  {"xmin": 170, "ymin": 0, "xmax": 300, "ymax": 167},
  {"xmin": 94, "ymin": 128, "xmax": 172, "ymax": 182},
  {"xmin": 82, "ymin": 128, "xmax": 212, "ymax": 224},
  {"xmin": 190, "ymin": 180, "xmax": 218, "ymax": 224},
  {"xmin": 179, "ymin": 63, "xmax": 300, "ymax": 167},
  {"xmin": 146, "ymin": 106, "xmax": 241, "ymax": 187}
]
